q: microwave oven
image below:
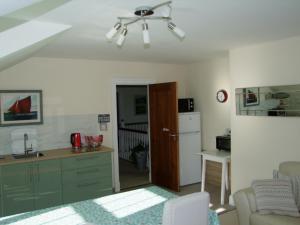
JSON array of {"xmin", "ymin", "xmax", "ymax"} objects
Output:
[
  {"xmin": 178, "ymin": 98, "xmax": 194, "ymax": 112},
  {"xmin": 216, "ymin": 135, "xmax": 231, "ymax": 152}
]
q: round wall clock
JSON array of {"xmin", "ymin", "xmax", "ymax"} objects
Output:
[{"xmin": 216, "ymin": 89, "xmax": 228, "ymax": 103}]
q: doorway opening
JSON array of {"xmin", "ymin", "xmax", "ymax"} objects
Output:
[{"xmin": 116, "ymin": 85, "xmax": 150, "ymax": 190}]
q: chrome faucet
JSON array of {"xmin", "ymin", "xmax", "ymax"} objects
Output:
[{"xmin": 24, "ymin": 133, "xmax": 33, "ymax": 155}]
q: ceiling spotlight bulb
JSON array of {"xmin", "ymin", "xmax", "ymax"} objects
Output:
[
  {"xmin": 142, "ymin": 23, "xmax": 150, "ymax": 45},
  {"xmin": 116, "ymin": 27, "xmax": 128, "ymax": 47},
  {"xmin": 106, "ymin": 22, "xmax": 122, "ymax": 40},
  {"xmin": 168, "ymin": 22, "xmax": 186, "ymax": 39}
]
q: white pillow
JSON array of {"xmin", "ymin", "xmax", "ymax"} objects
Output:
[
  {"xmin": 274, "ymin": 170, "xmax": 300, "ymax": 211},
  {"xmin": 252, "ymin": 179, "xmax": 300, "ymax": 217}
]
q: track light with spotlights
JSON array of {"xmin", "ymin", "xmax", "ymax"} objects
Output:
[
  {"xmin": 116, "ymin": 27, "xmax": 128, "ymax": 47},
  {"xmin": 105, "ymin": 1, "xmax": 185, "ymax": 47}
]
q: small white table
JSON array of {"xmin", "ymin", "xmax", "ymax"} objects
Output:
[{"xmin": 197, "ymin": 150, "xmax": 231, "ymax": 205}]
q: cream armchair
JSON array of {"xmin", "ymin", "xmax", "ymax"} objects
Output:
[{"xmin": 233, "ymin": 161, "xmax": 300, "ymax": 225}]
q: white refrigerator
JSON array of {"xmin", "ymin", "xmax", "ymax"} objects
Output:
[{"xmin": 179, "ymin": 112, "xmax": 202, "ymax": 186}]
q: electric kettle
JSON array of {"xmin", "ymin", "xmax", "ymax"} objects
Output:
[{"xmin": 70, "ymin": 133, "xmax": 82, "ymax": 149}]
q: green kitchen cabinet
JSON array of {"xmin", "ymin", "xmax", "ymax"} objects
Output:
[
  {"xmin": 2, "ymin": 162, "xmax": 35, "ymax": 216},
  {"xmin": 61, "ymin": 152, "xmax": 113, "ymax": 204},
  {"xmin": 0, "ymin": 150, "xmax": 113, "ymax": 217},
  {"xmin": 33, "ymin": 159, "xmax": 62, "ymax": 209},
  {"xmin": 1, "ymin": 159, "xmax": 62, "ymax": 216}
]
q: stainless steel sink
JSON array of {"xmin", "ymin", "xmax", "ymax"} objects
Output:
[{"xmin": 12, "ymin": 152, "xmax": 44, "ymax": 159}]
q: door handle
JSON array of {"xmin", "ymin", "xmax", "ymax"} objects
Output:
[
  {"xmin": 169, "ymin": 133, "xmax": 178, "ymax": 141},
  {"xmin": 162, "ymin": 128, "xmax": 170, "ymax": 132}
]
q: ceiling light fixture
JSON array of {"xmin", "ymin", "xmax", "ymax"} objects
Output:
[{"xmin": 106, "ymin": 1, "xmax": 185, "ymax": 47}]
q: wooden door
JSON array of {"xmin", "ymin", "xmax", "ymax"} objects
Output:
[{"xmin": 149, "ymin": 82, "xmax": 179, "ymax": 192}]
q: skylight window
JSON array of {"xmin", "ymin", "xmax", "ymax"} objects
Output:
[
  {"xmin": 0, "ymin": 20, "xmax": 71, "ymax": 58},
  {"xmin": 0, "ymin": 0, "xmax": 43, "ymax": 16}
]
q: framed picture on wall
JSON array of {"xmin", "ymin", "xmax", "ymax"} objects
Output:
[
  {"xmin": 135, "ymin": 95, "xmax": 147, "ymax": 115},
  {"xmin": 0, "ymin": 90, "xmax": 43, "ymax": 126},
  {"xmin": 243, "ymin": 87, "xmax": 260, "ymax": 107}
]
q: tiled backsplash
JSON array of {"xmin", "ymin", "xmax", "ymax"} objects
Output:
[{"xmin": 0, "ymin": 114, "xmax": 100, "ymax": 155}]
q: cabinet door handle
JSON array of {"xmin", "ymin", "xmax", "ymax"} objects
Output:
[
  {"xmin": 38, "ymin": 164, "xmax": 41, "ymax": 182},
  {"xmin": 30, "ymin": 166, "xmax": 33, "ymax": 183},
  {"xmin": 77, "ymin": 168, "xmax": 99, "ymax": 175},
  {"xmin": 77, "ymin": 181, "xmax": 99, "ymax": 188},
  {"xmin": 26, "ymin": 167, "xmax": 30, "ymax": 184},
  {"xmin": 26, "ymin": 167, "xmax": 29, "ymax": 183}
]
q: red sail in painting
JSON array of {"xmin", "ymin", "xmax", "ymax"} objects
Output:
[{"xmin": 8, "ymin": 96, "xmax": 31, "ymax": 114}]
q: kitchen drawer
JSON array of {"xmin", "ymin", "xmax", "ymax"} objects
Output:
[
  {"xmin": 62, "ymin": 178, "xmax": 112, "ymax": 204},
  {"xmin": 63, "ymin": 173, "xmax": 112, "ymax": 189},
  {"xmin": 62, "ymin": 163, "xmax": 111, "ymax": 184},
  {"xmin": 61, "ymin": 152, "xmax": 111, "ymax": 170}
]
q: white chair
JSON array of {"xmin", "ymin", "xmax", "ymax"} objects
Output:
[{"xmin": 162, "ymin": 192, "xmax": 210, "ymax": 225}]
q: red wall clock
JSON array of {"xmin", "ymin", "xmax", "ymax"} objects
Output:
[{"xmin": 216, "ymin": 89, "xmax": 228, "ymax": 103}]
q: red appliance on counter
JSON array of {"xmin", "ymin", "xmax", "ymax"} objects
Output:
[{"xmin": 70, "ymin": 133, "xmax": 82, "ymax": 149}]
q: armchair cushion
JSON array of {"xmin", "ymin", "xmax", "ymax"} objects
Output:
[{"xmin": 250, "ymin": 213, "xmax": 300, "ymax": 225}]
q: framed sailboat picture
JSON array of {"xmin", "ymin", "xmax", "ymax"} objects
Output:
[{"xmin": 0, "ymin": 90, "xmax": 43, "ymax": 126}]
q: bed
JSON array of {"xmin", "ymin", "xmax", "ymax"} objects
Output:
[{"xmin": 0, "ymin": 186, "xmax": 219, "ymax": 225}]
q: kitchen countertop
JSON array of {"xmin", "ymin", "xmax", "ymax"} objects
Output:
[{"xmin": 0, "ymin": 146, "xmax": 113, "ymax": 166}]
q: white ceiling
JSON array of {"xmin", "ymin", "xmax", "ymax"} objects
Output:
[{"xmin": 18, "ymin": 0, "xmax": 300, "ymax": 63}]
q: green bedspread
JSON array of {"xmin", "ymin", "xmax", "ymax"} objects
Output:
[{"xmin": 0, "ymin": 186, "xmax": 219, "ymax": 225}]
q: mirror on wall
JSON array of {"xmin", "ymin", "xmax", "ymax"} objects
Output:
[{"xmin": 236, "ymin": 84, "xmax": 300, "ymax": 117}]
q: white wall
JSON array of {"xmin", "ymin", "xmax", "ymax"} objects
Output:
[
  {"xmin": 230, "ymin": 36, "xmax": 300, "ymax": 192},
  {"xmin": 187, "ymin": 57, "xmax": 231, "ymax": 150},
  {"xmin": 0, "ymin": 57, "xmax": 187, "ymax": 154}
]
